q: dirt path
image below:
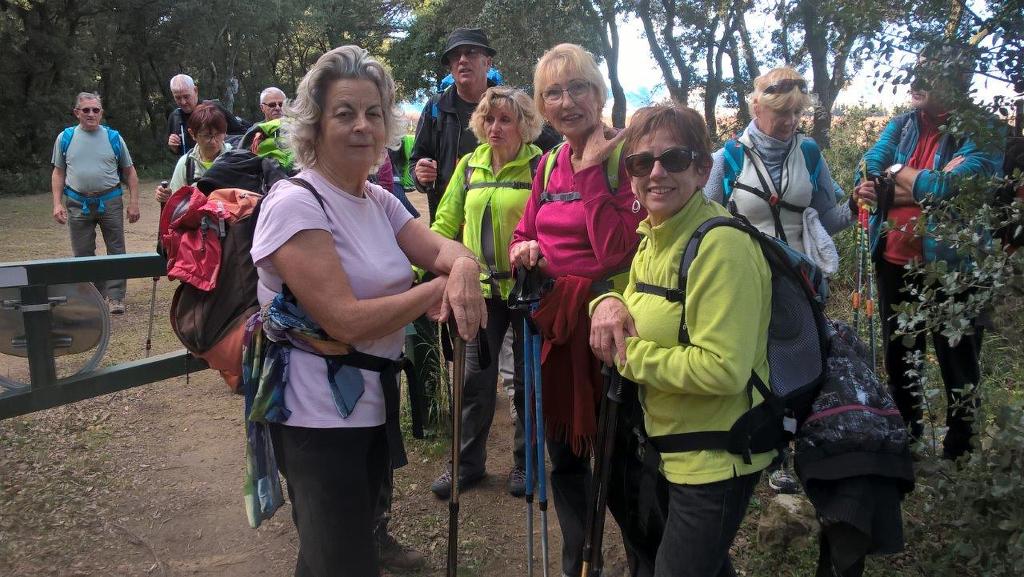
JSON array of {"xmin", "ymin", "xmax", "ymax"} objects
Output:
[{"xmin": 0, "ymin": 184, "xmax": 630, "ymax": 577}]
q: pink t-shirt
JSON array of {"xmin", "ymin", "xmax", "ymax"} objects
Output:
[{"xmin": 251, "ymin": 169, "xmax": 414, "ymax": 428}]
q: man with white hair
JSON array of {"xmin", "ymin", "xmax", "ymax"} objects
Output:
[
  {"xmin": 166, "ymin": 73, "xmax": 250, "ymax": 154},
  {"xmin": 259, "ymin": 87, "xmax": 286, "ymax": 121}
]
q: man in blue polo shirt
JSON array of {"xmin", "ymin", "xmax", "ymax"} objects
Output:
[{"xmin": 51, "ymin": 92, "xmax": 140, "ymax": 314}]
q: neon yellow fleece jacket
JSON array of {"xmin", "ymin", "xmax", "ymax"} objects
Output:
[
  {"xmin": 591, "ymin": 192, "xmax": 775, "ymax": 485},
  {"xmin": 430, "ymin": 142, "xmax": 541, "ymax": 300}
]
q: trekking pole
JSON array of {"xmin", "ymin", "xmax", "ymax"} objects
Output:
[
  {"xmin": 145, "ymin": 278, "xmax": 157, "ymax": 357},
  {"xmin": 511, "ymin": 265, "xmax": 549, "ymax": 577},
  {"xmin": 863, "ymin": 205, "xmax": 877, "ymax": 369},
  {"xmin": 853, "ymin": 160, "xmax": 870, "ymax": 338},
  {"xmin": 523, "ymin": 315, "xmax": 536, "ymax": 577},
  {"xmin": 580, "ymin": 367, "xmax": 621, "ymax": 577},
  {"xmin": 529, "ymin": 304, "xmax": 550, "ymax": 577},
  {"xmin": 146, "ymin": 179, "xmax": 170, "ymax": 357},
  {"xmin": 446, "ymin": 328, "xmax": 467, "ymax": 577}
]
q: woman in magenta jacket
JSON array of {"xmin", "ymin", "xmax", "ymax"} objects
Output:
[{"xmin": 508, "ymin": 43, "xmax": 649, "ymax": 577}]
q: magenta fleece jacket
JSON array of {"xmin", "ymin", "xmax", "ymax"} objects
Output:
[{"xmin": 510, "ymin": 142, "xmax": 644, "ymax": 280}]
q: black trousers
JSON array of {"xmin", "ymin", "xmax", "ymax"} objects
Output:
[
  {"xmin": 653, "ymin": 472, "xmax": 762, "ymax": 577},
  {"xmin": 546, "ymin": 393, "xmax": 661, "ymax": 577},
  {"xmin": 271, "ymin": 424, "xmax": 388, "ymax": 577},
  {"xmin": 458, "ymin": 297, "xmax": 526, "ymax": 475},
  {"xmin": 876, "ymin": 258, "xmax": 984, "ymax": 457}
]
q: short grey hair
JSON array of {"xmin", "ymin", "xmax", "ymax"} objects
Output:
[
  {"xmin": 170, "ymin": 74, "xmax": 196, "ymax": 92},
  {"xmin": 260, "ymin": 87, "xmax": 286, "ymax": 104},
  {"xmin": 285, "ymin": 45, "xmax": 399, "ymax": 169},
  {"xmin": 74, "ymin": 92, "xmax": 102, "ymax": 108}
]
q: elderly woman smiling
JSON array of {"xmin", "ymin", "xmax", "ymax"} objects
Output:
[
  {"xmin": 509, "ymin": 43, "xmax": 649, "ymax": 577},
  {"xmin": 591, "ymin": 105, "xmax": 773, "ymax": 577},
  {"xmin": 250, "ymin": 45, "xmax": 485, "ymax": 577}
]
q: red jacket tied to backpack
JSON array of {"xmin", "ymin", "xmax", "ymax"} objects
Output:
[
  {"xmin": 159, "ymin": 185, "xmax": 264, "ymax": 392},
  {"xmin": 160, "ymin": 186, "xmax": 262, "ymax": 291}
]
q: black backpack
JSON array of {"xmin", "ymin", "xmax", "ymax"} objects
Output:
[
  {"xmin": 166, "ymin": 151, "xmax": 293, "ymax": 391},
  {"xmin": 637, "ymin": 213, "xmax": 831, "ymax": 463}
]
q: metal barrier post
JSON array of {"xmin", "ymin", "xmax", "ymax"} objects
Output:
[{"xmin": 18, "ymin": 284, "xmax": 56, "ymax": 387}]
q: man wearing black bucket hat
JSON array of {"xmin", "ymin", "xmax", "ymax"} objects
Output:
[{"xmin": 411, "ymin": 27, "xmax": 500, "ymax": 222}]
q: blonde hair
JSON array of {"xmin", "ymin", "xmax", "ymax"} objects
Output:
[
  {"xmin": 533, "ymin": 43, "xmax": 606, "ymax": 120},
  {"xmin": 748, "ymin": 67, "xmax": 816, "ymax": 113},
  {"xmin": 284, "ymin": 45, "xmax": 399, "ymax": 169},
  {"xmin": 469, "ymin": 86, "xmax": 544, "ymax": 144}
]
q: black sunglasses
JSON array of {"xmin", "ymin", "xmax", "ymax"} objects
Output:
[
  {"xmin": 625, "ymin": 147, "xmax": 701, "ymax": 177},
  {"xmin": 77, "ymin": 107, "xmax": 102, "ymax": 114},
  {"xmin": 763, "ymin": 78, "xmax": 808, "ymax": 95},
  {"xmin": 262, "ymin": 101, "xmax": 284, "ymax": 108}
]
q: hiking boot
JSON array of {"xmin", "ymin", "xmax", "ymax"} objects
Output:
[
  {"xmin": 430, "ymin": 469, "xmax": 485, "ymax": 500},
  {"xmin": 507, "ymin": 465, "xmax": 526, "ymax": 498},
  {"xmin": 108, "ymin": 299, "xmax": 125, "ymax": 315},
  {"xmin": 768, "ymin": 465, "xmax": 801, "ymax": 494},
  {"xmin": 378, "ymin": 532, "xmax": 426, "ymax": 571}
]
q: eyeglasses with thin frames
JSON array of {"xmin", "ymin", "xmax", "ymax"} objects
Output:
[
  {"xmin": 194, "ymin": 132, "xmax": 224, "ymax": 142},
  {"xmin": 541, "ymin": 80, "xmax": 592, "ymax": 104},
  {"xmin": 262, "ymin": 102, "xmax": 284, "ymax": 108}
]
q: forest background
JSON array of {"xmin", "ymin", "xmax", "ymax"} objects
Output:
[{"xmin": 1, "ymin": 0, "xmax": 1019, "ymax": 188}]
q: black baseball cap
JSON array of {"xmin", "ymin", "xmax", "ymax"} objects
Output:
[{"xmin": 441, "ymin": 28, "xmax": 497, "ymax": 65}]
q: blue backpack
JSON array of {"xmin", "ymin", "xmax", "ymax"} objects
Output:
[
  {"xmin": 60, "ymin": 125, "xmax": 125, "ymax": 180},
  {"xmin": 720, "ymin": 136, "xmax": 823, "ymax": 203},
  {"xmin": 59, "ymin": 125, "xmax": 126, "ymax": 214}
]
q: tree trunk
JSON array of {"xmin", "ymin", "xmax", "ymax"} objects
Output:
[
  {"xmin": 727, "ymin": 33, "xmax": 751, "ymax": 127},
  {"xmin": 598, "ymin": 1, "xmax": 627, "ymax": 128},
  {"xmin": 799, "ymin": 0, "xmax": 833, "ymax": 148},
  {"xmin": 638, "ymin": 0, "xmax": 689, "ymax": 104}
]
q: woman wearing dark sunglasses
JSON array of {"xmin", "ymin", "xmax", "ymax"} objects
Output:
[
  {"xmin": 590, "ymin": 105, "xmax": 773, "ymax": 577},
  {"xmin": 704, "ymin": 67, "xmax": 852, "ymax": 269}
]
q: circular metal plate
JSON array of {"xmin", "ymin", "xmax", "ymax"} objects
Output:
[{"xmin": 0, "ymin": 283, "xmax": 110, "ymax": 387}]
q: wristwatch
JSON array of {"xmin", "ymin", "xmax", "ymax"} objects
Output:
[{"xmin": 885, "ymin": 163, "xmax": 905, "ymax": 178}]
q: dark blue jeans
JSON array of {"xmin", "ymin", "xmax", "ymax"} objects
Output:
[{"xmin": 654, "ymin": 471, "xmax": 762, "ymax": 577}]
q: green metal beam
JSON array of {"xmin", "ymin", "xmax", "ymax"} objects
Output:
[
  {"xmin": 0, "ymin": 253, "xmax": 165, "ymax": 288},
  {"xmin": 0, "ymin": 350, "xmax": 209, "ymax": 420}
]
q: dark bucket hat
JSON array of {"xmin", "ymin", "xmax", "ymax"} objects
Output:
[{"xmin": 441, "ymin": 28, "xmax": 497, "ymax": 65}]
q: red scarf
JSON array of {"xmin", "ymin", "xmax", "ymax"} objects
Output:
[{"xmin": 531, "ymin": 275, "xmax": 603, "ymax": 456}]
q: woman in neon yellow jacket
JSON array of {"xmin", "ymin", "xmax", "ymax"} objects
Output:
[
  {"xmin": 427, "ymin": 86, "xmax": 544, "ymax": 500},
  {"xmin": 590, "ymin": 105, "xmax": 774, "ymax": 577}
]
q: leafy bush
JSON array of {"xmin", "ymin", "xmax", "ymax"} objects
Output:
[{"xmin": 907, "ymin": 402, "xmax": 1024, "ymax": 576}]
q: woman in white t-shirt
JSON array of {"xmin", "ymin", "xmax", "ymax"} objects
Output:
[{"xmin": 250, "ymin": 45, "xmax": 486, "ymax": 577}]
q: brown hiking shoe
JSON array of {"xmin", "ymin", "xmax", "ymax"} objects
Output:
[{"xmin": 379, "ymin": 532, "xmax": 426, "ymax": 571}]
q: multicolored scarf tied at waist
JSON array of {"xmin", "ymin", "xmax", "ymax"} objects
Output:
[{"xmin": 242, "ymin": 289, "xmax": 409, "ymax": 528}]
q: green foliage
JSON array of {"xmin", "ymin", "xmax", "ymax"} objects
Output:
[
  {"xmin": 906, "ymin": 402, "xmax": 1024, "ymax": 576},
  {"xmin": 388, "ymin": 0, "xmax": 600, "ymax": 100},
  {"xmin": 0, "ymin": 0, "xmax": 408, "ymax": 180}
]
